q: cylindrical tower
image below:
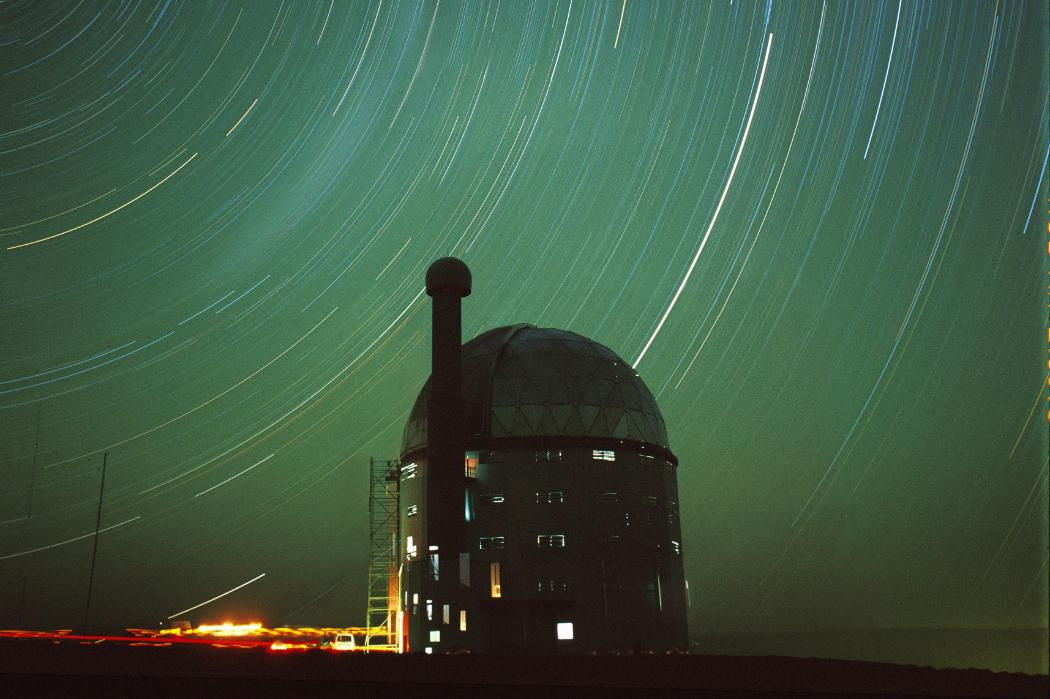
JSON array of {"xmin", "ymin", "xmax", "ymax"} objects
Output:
[{"xmin": 400, "ymin": 314, "xmax": 688, "ymax": 654}]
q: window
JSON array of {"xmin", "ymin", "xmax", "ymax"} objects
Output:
[
  {"xmin": 460, "ymin": 610, "xmax": 467, "ymax": 631},
  {"xmin": 643, "ymin": 496, "xmax": 658, "ymax": 507},
  {"xmin": 640, "ymin": 454, "xmax": 655, "ymax": 466},
  {"xmin": 671, "ymin": 540, "xmax": 681, "ymax": 555},
  {"xmin": 624, "ymin": 512, "xmax": 632, "ymax": 527},
  {"xmin": 481, "ymin": 493, "xmax": 505, "ymax": 504},
  {"xmin": 670, "ymin": 501, "xmax": 679, "ymax": 514},
  {"xmin": 536, "ymin": 490, "xmax": 564, "ymax": 504},
  {"xmin": 464, "ymin": 451, "xmax": 479, "ymax": 478},
  {"xmin": 459, "ymin": 553, "xmax": 470, "ymax": 586},
  {"xmin": 406, "ymin": 504, "xmax": 418, "ymax": 517},
  {"xmin": 556, "ymin": 622, "xmax": 574, "ymax": 640},
  {"xmin": 597, "ymin": 492, "xmax": 619, "ymax": 504},
  {"xmin": 426, "ymin": 600, "xmax": 432, "ymax": 620},
  {"xmin": 592, "ymin": 449, "xmax": 616, "ymax": 461},
  {"xmin": 490, "ymin": 562, "xmax": 502, "ymax": 598},
  {"xmin": 401, "ymin": 462, "xmax": 417, "ymax": 481},
  {"xmin": 442, "ymin": 604, "xmax": 450, "ymax": 625},
  {"xmin": 537, "ymin": 534, "xmax": 566, "ymax": 548},
  {"xmin": 429, "ymin": 630, "xmax": 440, "ymax": 643},
  {"xmin": 535, "ymin": 449, "xmax": 563, "ymax": 462},
  {"xmin": 429, "ymin": 553, "xmax": 439, "ymax": 580},
  {"xmin": 406, "ymin": 536, "xmax": 418, "ymax": 560},
  {"xmin": 536, "ymin": 578, "xmax": 569, "ymax": 593},
  {"xmin": 479, "ymin": 536, "xmax": 505, "ymax": 550}
]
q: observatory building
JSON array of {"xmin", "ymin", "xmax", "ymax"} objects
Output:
[{"xmin": 395, "ymin": 259, "xmax": 687, "ymax": 654}]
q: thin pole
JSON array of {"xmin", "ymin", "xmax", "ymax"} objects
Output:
[
  {"xmin": 83, "ymin": 451, "xmax": 108, "ymax": 634},
  {"xmin": 18, "ymin": 402, "xmax": 42, "ymax": 627}
]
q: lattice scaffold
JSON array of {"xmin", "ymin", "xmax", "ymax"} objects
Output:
[{"xmin": 364, "ymin": 458, "xmax": 400, "ymax": 652}]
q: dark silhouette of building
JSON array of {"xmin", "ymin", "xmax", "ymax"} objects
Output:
[{"xmin": 398, "ymin": 259, "xmax": 687, "ymax": 653}]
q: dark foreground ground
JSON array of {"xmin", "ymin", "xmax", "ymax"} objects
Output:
[{"xmin": 1, "ymin": 638, "xmax": 1046, "ymax": 698}]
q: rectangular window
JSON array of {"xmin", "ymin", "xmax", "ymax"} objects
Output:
[
  {"xmin": 556, "ymin": 622, "xmax": 574, "ymax": 640},
  {"xmin": 479, "ymin": 536, "xmax": 505, "ymax": 550},
  {"xmin": 597, "ymin": 492, "xmax": 619, "ymax": 504},
  {"xmin": 429, "ymin": 629, "xmax": 440, "ymax": 643},
  {"xmin": 459, "ymin": 552, "xmax": 470, "ymax": 586},
  {"xmin": 671, "ymin": 540, "xmax": 681, "ymax": 555},
  {"xmin": 406, "ymin": 535, "xmax": 418, "ymax": 560},
  {"xmin": 535, "ymin": 449, "xmax": 563, "ymax": 462},
  {"xmin": 537, "ymin": 534, "xmax": 566, "ymax": 548},
  {"xmin": 400, "ymin": 462, "xmax": 418, "ymax": 480},
  {"xmin": 489, "ymin": 562, "xmax": 501, "ymax": 598},
  {"xmin": 536, "ymin": 578, "xmax": 569, "ymax": 592},
  {"xmin": 460, "ymin": 610, "xmax": 467, "ymax": 631},
  {"xmin": 481, "ymin": 493, "xmax": 505, "ymax": 504},
  {"xmin": 464, "ymin": 451, "xmax": 479, "ymax": 478},
  {"xmin": 442, "ymin": 604, "xmax": 450, "ymax": 625},
  {"xmin": 429, "ymin": 553, "xmax": 439, "ymax": 581},
  {"xmin": 406, "ymin": 504, "xmax": 418, "ymax": 517},
  {"xmin": 426, "ymin": 600, "xmax": 433, "ymax": 620},
  {"xmin": 640, "ymin": 454, "xmax": 655, "ymax": 466},
  {"xmin": 536, "ymin": 490, "xmax": 564, "ymax": 504},
  {"xmin": 592, "ymin": 449, "xmax": 615, "ymax": 461}
]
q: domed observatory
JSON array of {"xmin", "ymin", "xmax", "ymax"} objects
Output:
[{"xmin": 399, "ymin": 309, "xmax": 688, "ymax": 653}]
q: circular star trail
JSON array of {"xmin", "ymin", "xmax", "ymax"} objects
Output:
[{"xmin": 0, "ymin": 0, "xmax": 1046, "ymax": 672}]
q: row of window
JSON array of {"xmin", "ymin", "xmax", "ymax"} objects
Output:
[
  {"xmin": 407, "ymin": 495, "xmax": 678, "ymax": 512},
  {"xmin": 477, "ymin": 534, "xmax": 682, "ymax": 553}
]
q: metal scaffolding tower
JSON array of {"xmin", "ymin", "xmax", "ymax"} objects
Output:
[{"xmin": 364, "ymin": 458, "xmax": 400, "ymax": 651}]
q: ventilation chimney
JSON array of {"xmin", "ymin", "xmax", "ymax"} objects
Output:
[{"xmin": 425, "ymin": 257, "xmax": 471, "ymax": 562}]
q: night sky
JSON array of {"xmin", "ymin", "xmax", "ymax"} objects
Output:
[{"xmin": 1, "ymin": 0, "xmax": 1047, "ymax": 672}]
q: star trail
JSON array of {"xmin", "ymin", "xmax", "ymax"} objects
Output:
[{"xmin": 0, "ymin": 0, "xmax": 1046, "ymax": 672}]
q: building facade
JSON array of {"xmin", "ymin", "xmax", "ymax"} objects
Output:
[{"xmin": 398, "ymin": 324, "xmax": 688, "ymax": 653}]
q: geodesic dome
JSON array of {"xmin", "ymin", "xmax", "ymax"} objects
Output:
[{"xmin": 401, "ymin": 324, "xmax": 670, "ymax": 456}]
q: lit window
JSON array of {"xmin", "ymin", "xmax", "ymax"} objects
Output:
[
  {"xmin": 429, "ymin": 553, "xmax": 439, "ymax": 580},
  {"xmin": 671, "ymin": 540, "xmax": 681, "ymax": 554},
  {"xmin": 442, "ymin": 604, "xmax": 450, "ymax": 625},
  {"xmin": 406, "ymin": 536, "xmax": 418, "ymax": 559},
  {"xmin": 426, "ymin": 600, "xmax": 433, "ymax": 620},
  {"xmin": 481, "ymin": 493, "xmax": 505, "ymax": 504},
  {"xmin": 479, "ymin": 536, "xmax": 505, "ymax": 550},
  {"xmin": 407, "ymin": 505, "xmax": 418, "ymax": 517},
  {"xmin": 460, "ymin": 610, "xmax": 467, "ymax": 631},
  {"xmin": 640, "ymin": 454, "xmax": 655, "ymax": 466},
  {"xmin": 464, "ymin": 451, "xmax": 479, "ymax": 478},
  {"xmin": 556, "ymin": 622, "xmax": 574, "ymax": 640},
  {"xmin": 425, "ymin": 647, "xmax": 432, "ymax": 654},
  {"xmin": 429, "ymin": 630, "xmax": 440, "ymax": 643},
  {"xmin": 535, "ymin": 449, "xmax": 563, "ymax": 462},
  {"xmin": 489, "ymin": 562, "xmax": 501, "ymax": 598},
  {"xmin": 592, "ymin": 449, "xmax": 615, "ymax": 461},
  {"xmin": 401, "ymin": 463, "xmax": 417, "ymax": 480},
  {"xmin": 536, "ymin": 490, "xmax": 564, "ymax": 504},
  {"xmin": 597, "ymin": 492, "xmax": 619, "ymax": 504},
  {"xmin": 429, "ymin": 544, "xmax": 439, "ymax": 551},
  {"xmin": 537, "ymin": 534, "xmax": 566, "ymax": 548}
]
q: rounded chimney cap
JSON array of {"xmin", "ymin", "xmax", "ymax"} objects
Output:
[{"xmin": 426, "ymin": 257, "xmax": 472, "ymax": 297}]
